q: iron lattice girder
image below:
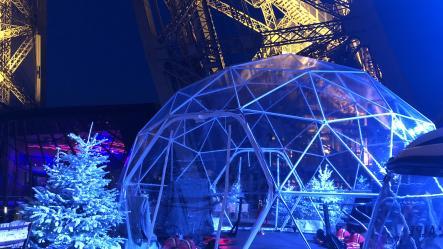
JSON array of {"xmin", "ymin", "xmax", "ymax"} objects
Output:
[
  {"xmin": 299, "ymin": 0, "xmax": 350, "ymax": 19},
  {"xmin": 10, "ymin": 0, "xmax": 30, "ymax": 17},
  {"xmin": 259, "ymin": 2, "xmax": 277, "ymax": 28},
  {"xmin": 0, "ymin": 71, "xmax": 30, "ymax": 104},
  {"xmin": 298, "ymin": 36, "xmax": 349, "ymax": 58},
  {"xmin": 298, "ymin": 36, "xmax": 383, "ymax": 81},
  {"xmin": 160, "ymin": 0, "xmax": 225, "ymax": 74},
  {"xmin": 161, "ymin": 0, "xmax": 197, "ymax": 41},
  {"xmin": 207, "ymin": 0, "xmax": 269, "ymax": 32},
  {"xmin": 147, "ymin": 0, "xmax": 383, "ymax": 100},
  {"xmin": 206, "ymin": 0, "xmax": 345, "ymax": 50},
  {"xmin": 273, "ymin": 0, "xmax": 321, "ymax": 27},
  {"xmin": 163, "ymin": 0, "xmax": 269, "ymax": 39},
  {"xmin": 206, "ymin": 0, "xmax": 344, "ymax": 53},
  {"xmin": 0, "ymin": 34, "xmax": 33, "ymax": 104},
  {"xmin": 0, "ymin": 24, "xmax": 31, "ymax": 41},
  {"xmin": 0, "ymin": 0, "xmax": 35, "ymax": 105},
  {"xmin": 7, "ymin": 35, "xmax": 33, "ymax": 73},
  {"xmin": 194, "ymin": 0, "xmax": 225, "ymax": 73},
  {"xmin": 261, "ymin": 20, "xmax": 343, "ymax": 48}
]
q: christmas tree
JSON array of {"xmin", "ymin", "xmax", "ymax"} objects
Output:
[
  {"xmin": 310, "ymin": 165, "xmax": 342, "ymax": 223},
  {"xmin": 22, "ymin": 131, "xmax": 124, "ymax": 249},
  {"xmin": 355, "ymin": 175, "xmax": 370, "ymax": 191},
  {"xmin": 310, "ymin": 164, "xmax": 336, "ymax": 191},
  {"xmin": 295, "ymin": 165, "xmax": 344, "ymax": 227},
  {"xmin": 228, "ymin": 181, "xmax": 243, "ymax": 203}
]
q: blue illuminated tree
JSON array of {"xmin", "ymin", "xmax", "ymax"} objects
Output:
[
  {"xmin": 299, "ymin": 165, "xmax": 344, "ymax": 226},
  {"xmin": 355, "ymin": 175, "xmax": 370, "ymax": 191},
  {"xmin": 22, "ymin": 132, "xmax": 124, "ymax": 249}
]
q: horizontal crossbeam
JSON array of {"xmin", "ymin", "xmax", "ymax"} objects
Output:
[
  {"xmin": 207, "ymin": 0, "xmax": 269, "ymax": 32},
  {"xmin": 0, "ymin": 24, "xmax": 31, "ymax": 41},
  {"xmin": 261, "ymin": 20, "xmax": 343, "ymax": 48}
]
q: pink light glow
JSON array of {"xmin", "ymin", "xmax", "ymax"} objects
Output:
[{"xmin": 26, "ymin": 141, "xmax": 126, "ymax": 155}]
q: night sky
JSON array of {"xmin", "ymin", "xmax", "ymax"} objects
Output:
[
  {"xmin": 351, "ymin": 1, "xmax": 443, "ymax": 125},
  {"xmin": 46, "ymin": 1, "xmax": 443, "ymax": 125},
  {"xmin": 46, "ymin": 1, "xmax": 157, "ymax": 107}
]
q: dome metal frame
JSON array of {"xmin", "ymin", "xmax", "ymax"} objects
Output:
[{"xmin": 121, "ymin": 54, "xmax": 434, "ymax": 249}]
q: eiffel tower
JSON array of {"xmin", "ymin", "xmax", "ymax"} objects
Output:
[
  {"xmin": 134, "ymin": 0, "xmax": 382, "ymax": 102},
  {"xmin": 0, "ymin": 0, "xmax": 44, "ymax": 108}
]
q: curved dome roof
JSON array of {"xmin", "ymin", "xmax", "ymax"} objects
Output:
[
  {"xmin": 125, "ymin": 54, "xmax": 435, "ymax": 190},
  {"xmin": 143, "ymin": 54, "xmax": 433, "ymax": 138}
]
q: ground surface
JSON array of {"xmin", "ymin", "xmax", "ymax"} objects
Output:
[{"xmin": 218, "ymin": 230, "xmax": 323, "ymax": 249}]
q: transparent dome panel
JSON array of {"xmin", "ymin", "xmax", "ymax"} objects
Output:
[
  {"xmin": 120, "ymin": 54, "xmax": 434, "ymax": 249},
  {"xmin": 366, "ymin": 174, "xmax": 443, "ymax": 249}
]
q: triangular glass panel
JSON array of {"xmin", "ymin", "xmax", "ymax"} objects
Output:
[
  {"xmin": 329, "ymin": 120, "xmax": 388, "ymax": 180},
  {"xmin": 174, "ymin": 119, "xmax": 215, "ymax": 152},
  {"xmin": 299, "ymin": 85, "xmax": 324, "ymax": 120},
  {"xmin": 194, "ymin": 87, "xmax": 238, "ymax": 111},
  {"xmin": 247, "ymin": 114, "xmax": 281, "ymax": 148},
  {"xmin": 285, "ymin": 123, "xmax": 325, "ymax": 157},
  {"xmin": 236, "ymin": 84, "xmax": 257, "ymax": 107},
  {"xmin": 348, "ymin": 90, "xmax": 391, "ymax": 116},
  {"xmin": 200, "ymin": 150, "xmax": 230, "ymax": 188},
  {"xmin": 325, "ymin": 71, "xmax": 388, "ymax": 107},
  {"xmin": 311, "ymin": 73, "xmax": 357, "ymax": 118},
  {"xmin": 376, "ymin": 83, "xmax": 433, "ymax": 124},
  {"xmin": 245, "ymin": 79, "xmax": 318, "ymax": 120},
  {"xmin": 200, "ymin": 120, "xmax": 236, "ymax": 152},
  {"xmin": 179, "ymin": 72, "xmax": 221, "ymax": 96},
  {"xmin": 174, "ymin": 98, "xmax": 208, "ymax": 114},
  {"xmin": 293, "ymin": 154, "xmax": 324, "ymax": 186},
  {"xmin": 170, "ymin": 92, "xmax": 192, "ymax": 114},
  {"xmin": 199, "ymin": 70, "xmax": 234, "ymax": 95}
]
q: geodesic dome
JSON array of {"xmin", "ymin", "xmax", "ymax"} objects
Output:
[{"xmin": 121, "ymin": 54, "xmax": 435, "ymax": 249}]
